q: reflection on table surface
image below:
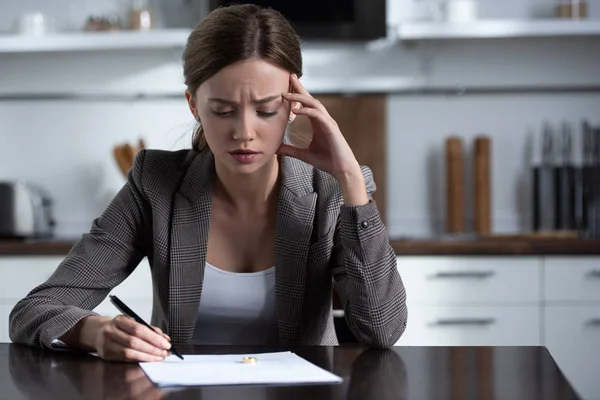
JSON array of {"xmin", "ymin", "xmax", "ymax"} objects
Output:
[{"xmin": 2, "ymin": 344, "xmax": 579, "ymax": 400}]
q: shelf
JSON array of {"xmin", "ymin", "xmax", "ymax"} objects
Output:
[
  {"xmin": 1, "ymin": 20, "xmax": 599, "ymax": 54},
  {"xmin": 0, "ymin": 29, "xmax": 191, "ymax": 53},
  {"xmin": 397, "ymin": 19, "xmax": 600, "ymax": 40}
]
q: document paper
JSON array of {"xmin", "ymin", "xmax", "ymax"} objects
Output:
[{"xmin": 140, "ymin": 351, "xmax": 343, "ymax": 387}]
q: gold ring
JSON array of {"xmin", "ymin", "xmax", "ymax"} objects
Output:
[{"xmin": 242, "ymin": 356, "xmax": 257, "ymax": 364}]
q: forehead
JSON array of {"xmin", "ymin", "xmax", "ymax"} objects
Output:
[{"xmin": 199, "ymin": 58, "xmax": 290, "ymax": 99}]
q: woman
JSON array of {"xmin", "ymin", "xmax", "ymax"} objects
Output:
[{"xmin": 9, "ymin": 4, "xmax": 407, "ymax": 362}]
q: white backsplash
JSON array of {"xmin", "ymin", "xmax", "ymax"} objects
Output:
[{"xmin": 1, "ymin": 0, "xmax": 600, "ymax": 238}]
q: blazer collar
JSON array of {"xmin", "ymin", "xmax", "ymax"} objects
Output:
[
  {"xmin": 177, "ymin": 147, "xmax": 315, "ymax": 202},
  {"xmin": 168, "ymin": 148, "xmax": 318, "ymax": 346}
]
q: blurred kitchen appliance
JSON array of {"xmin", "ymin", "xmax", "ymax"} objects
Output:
[
  {"xmin": 0, "ymin": 181, "xmax": 55, "ymax": 238},
  {"xmin": 446, "ymin": 0, "xmax": 478, "ymax": 23},
  {"xmin": 208, "ymin": 0, "xmax": 387, "ymax": 40}
]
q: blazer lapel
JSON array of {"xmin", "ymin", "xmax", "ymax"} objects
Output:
[
  {"xmin": 275, "ymin": 156, "xmax": 317, "ymax": 345},
  {"xmin": 166, "ymin": 150, "xmax": 317, "ymax": 346},
  {"xmin": 168, "ymin": 149, "xmax": 214, "ymax": 345}
]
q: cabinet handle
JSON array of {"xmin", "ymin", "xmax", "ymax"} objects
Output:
[
  {"xmin": 588, "ymin": 270, "xmax": 600, "ymax": 278},
  {"xmin": 586, "ymin": 319, "xmax": 600, "ymax": 326},
  {"xmin": 433, "ymin": 271, "xmax": 495, "ymax": 279},
  {"xmin": 433, "ymin": 318, "xmax": 496, "ymax": 326}
]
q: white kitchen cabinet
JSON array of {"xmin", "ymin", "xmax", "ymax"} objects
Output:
[
  {"xmin": 0, "ymin": 256, "xmax": 153, "ymax": 343},
  {"xmin": 0, "ymin": 305, "xmax": 12, "ymax": 343},
  {"xmin": 397, "ymin": 256, "xmax": 542, "ymax": 305},
  {"xmin": 545, "ymin": 306, "xmax": 600, "ymax": 400},
  {"xmin": 545, "ymin": 257, "xmax": 600, "ymax": 303},
  {"xmin": 397, "ymin": 305, "xmax": 541, "ymax": 346},
  {"xmin": 0, "ymin": 256, "xmax": 65, "ymax": 302}
]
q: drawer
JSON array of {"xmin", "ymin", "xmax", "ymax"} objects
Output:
[
  {"xmin": 0, "ymin": 257, "xmax": 64, "ymax": 302},
  {"xmin": 0, "ymin": 257, "xmax": 153, "ymax": 304},
  {"xmin": 545, "ymin": 257, "xmax": 600, "ymax": 303},
  {"xmin": 395, "ymin": 305, "xmax": 541, "ymax": 346},
  {"xmin": 397, "ymin": 256, "xmax": 541, "ymax": 305},
  {"xmin": 0, "ymin": 305, "xmax": 11, "ymax": 342},
  {"xmin": 545, "ymin": 306, "xmax": 600, "ymax": 400}
]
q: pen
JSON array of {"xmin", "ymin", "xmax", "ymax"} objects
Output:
[{"xmin": 109, "ymin": 295, "xmax": 184, "ymax": 360}]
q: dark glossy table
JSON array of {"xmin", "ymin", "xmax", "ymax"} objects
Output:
[{"xmin": 2, "ymin": 344, "xmax": 580, "ymax": 400}]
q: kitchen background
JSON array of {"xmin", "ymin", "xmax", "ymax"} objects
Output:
[
  {"xmin": 1, "ymin": 0, "xmax": 599, "ymax": 239},
  {"xmin": 1, "ymin": 1, "xmax": 600, "ymax": 399}
]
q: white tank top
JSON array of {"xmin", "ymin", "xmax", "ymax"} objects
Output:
[{"xmin": 192, "ymin": 262, "xmax": 278, "ymax": 345}]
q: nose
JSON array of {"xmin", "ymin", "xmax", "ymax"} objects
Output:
[{"xmin": 233, "ymin": 110, "xmax": 256, "ymax": 142}]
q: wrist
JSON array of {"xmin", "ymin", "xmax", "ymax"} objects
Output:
[
  {"xmin": 336, "ymin": 166, "xmax": 369, "ymax": 207},
  {"xmin": 60, "ymin": 315, "xmax": 111, "ymax": 352}
]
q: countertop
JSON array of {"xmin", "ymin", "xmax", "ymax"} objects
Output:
[
  {"xmin": 1, "ymin": 236, "xmax": 600, "ymax": 256},
  {"xmin": 1, "ymin": 343, "xmax": 579, "ymax": 400}
]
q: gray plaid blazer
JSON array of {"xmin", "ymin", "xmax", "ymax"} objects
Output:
[{"xmin": 9, "ymin": 148, "xmax": 407, "ymax": 349}]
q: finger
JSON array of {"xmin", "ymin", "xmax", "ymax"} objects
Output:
[
  {"xmin": 118, "ymin": 347, "xmax": 166, "ymax": 363},
  {"xmin": 283, "ymin": 93, "xmax": 328, "ymax": 115},
  {"xmin": 152, "ymin": 326, "xmax": 171, "ymax": 342},
  {"xmin": 114, "ymin": 316, "xmax": 171, "ymax": 351},
  {"xmin": 115, "ymin": 316, "xmax": 170, "ymax": 349},
  {"xmin": 109, "ymin": 326, "xmax": 169, "ymax": 358},
  {"xmin": 290, "ymin": 73, "xmax": 310, "ymax": 97},
  {"xmin": 277, "ymin": 144, "xmax": 307, "ymax": 162},
  {"xmin": 291, "ymin": 106, "xmax": 335, "ymax": 128}
]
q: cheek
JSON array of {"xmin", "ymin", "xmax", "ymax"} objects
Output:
[{"xmin": 199, "ymin": 113, "xmax": 230, "ymax": 141}]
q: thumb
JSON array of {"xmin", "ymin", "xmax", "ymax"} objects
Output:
[{"xmin": 277, "ymin": 144, "xmax": 306, "ymax": 161}]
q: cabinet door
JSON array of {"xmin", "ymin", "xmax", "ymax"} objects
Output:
[
  {"xmin": 396, "ymin": 305, "xmax": 541, "ymax": 346},
  {"xmin": 397, "ymin": 256, "xmax": 542, "ymax": 305},
  {"xmin": 545, "ymin": 257, "xmax": 600, "ymax": 303},
  {"xmin": 545, "ymin": 306, "xmax": 600, "ymax": 400},
  {"xmin": 0, "ymin": 256, "xmax": 65, "ymax": 303},
  {"xmin": 0, "ymin": 305, "xmax": 11, "ymax": 342},
  {"xmin": 0, "ymin": 256, "xmax": 153, "ymax": 343}
]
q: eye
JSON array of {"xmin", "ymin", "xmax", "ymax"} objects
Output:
[
  {"xmin": 211, "ymin": 110, "xmax": 233, "ymax": 117},
  {"xmin": 258, "ymin": 111, "xmax": 278, "ymax": 118}
]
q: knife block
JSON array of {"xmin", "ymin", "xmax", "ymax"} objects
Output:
[{"xmin": 533, "ymin": 166, "xmax": 556, "ymax": 231}]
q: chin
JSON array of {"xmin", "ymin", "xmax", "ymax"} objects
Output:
[{"xmin": 227, "ymin": 155, "xmax": 275, "ymax": 175}]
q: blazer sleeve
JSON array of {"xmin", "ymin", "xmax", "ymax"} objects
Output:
[
  {"xmin": 9, "ymin": 150, "xmax": 151, "ymax": 349},
  {"xmin": 331, "ymin": 166, "xmax": 408, "ymax": 348}
]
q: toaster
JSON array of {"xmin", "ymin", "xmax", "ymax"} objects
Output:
[{"xmin": 0, "ymin": 181, "xmax": 55, "ymax": 238}]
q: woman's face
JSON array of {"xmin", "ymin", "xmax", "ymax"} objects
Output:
[{"xmin": 187, "ymin": 58, "xmax": 293, "ymax": 175}]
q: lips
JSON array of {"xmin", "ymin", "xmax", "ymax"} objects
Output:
[
  {"xmin": 230, "ymin": 149, "xmax": 259, "ymax": 155},
  {"xmin": 229, "ymin": 150, "xmax": 260, "ymax": 164}
]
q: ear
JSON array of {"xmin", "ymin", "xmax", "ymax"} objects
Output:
[{"xmin": 185, "ymin": 90, "xmax": 199, "ymax": 120}]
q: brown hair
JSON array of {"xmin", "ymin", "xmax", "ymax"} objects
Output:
[{"xmin": 183, "ymin": 4, "xmax": 303, "ymax": 152}]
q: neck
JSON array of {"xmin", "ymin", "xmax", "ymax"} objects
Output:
[{"xmin": 214, "ymin": 156, "xmax": 280, "ymax": 216}]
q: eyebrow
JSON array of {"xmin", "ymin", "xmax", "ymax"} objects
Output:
[{"xmin": 208, "ymin": 95, "xmax": 281, "ymax": 105}]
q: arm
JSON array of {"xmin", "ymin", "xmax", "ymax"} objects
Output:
[
  {"xmin": 9, "ymin": 150, "xmax": 151, "ymax": 350},
  {"xmin": 331, "ymin": 166, "xmax": 408, "ymax": 348}
]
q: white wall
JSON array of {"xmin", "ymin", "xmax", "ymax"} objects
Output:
[{"xmin": 1, "ymin": 0, "xmax": 600, "ymax": 237}]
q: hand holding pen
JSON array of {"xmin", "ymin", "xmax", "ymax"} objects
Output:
[{"xmin": 106, "ymin": 295, "xmax": 184, "ymax": 361}]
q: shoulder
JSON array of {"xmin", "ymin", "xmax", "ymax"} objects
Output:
[{"xmin": 132, "ymin": 148, "xmax": 199, "ymax": 198}]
